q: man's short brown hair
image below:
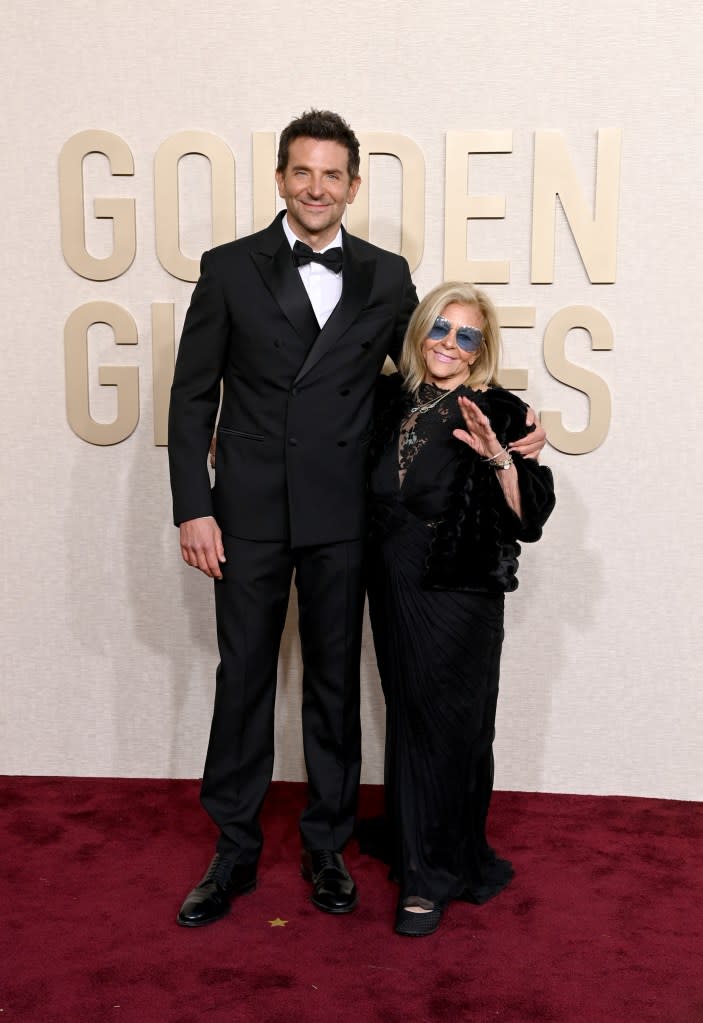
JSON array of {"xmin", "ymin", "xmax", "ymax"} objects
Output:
[{"xmin": 277, "ymin": 109, "xmax": 361, "ymax": 180}]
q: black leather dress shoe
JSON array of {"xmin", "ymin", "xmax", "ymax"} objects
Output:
[
  {"xmin": 176, "ymin": 854, "xmax": 257, "ymax": 927},
  {"xmin": 300, "ymin": 849, "xmax": 358, "ymax": 914},
  {"xmin": 394, "ymin": 904, "xmax": 442, "ymax": 937}
]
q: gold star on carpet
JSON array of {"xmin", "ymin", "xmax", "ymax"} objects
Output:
[{"xmin": 268, "ymin": 917, "xmax": 288, "ymax": 927}]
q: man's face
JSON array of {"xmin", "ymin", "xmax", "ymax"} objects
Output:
[{"xmin": 276, "ymin": 137, "xmax": 361, "ymax": 248}]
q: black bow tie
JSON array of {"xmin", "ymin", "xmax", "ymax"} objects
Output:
[{"xmin": 292, "ymin": 240, "xmax": 344, "ymax": 274}]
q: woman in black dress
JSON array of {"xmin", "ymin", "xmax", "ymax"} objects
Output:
[{"xmin": 366, "ymin": 281, "xmax": 555, "ymax": 937}]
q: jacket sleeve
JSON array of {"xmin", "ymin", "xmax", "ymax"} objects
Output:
[
  {"xmin": 387, "ymin": 258, "xmax": 418, "ymax": 366},
  {"xmin": 484, "ymin": 387, "xmax": 556, "ymax": 543},
  {"xmin": 497, "ymin": 455, "xmax": 556, "ymax": 542},
  {"xmin": 167, "ymin": 251, "xmax": 230, "ymax": 525}
]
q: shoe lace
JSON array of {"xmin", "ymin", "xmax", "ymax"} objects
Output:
[
  {"xmin": 203, "ymin": 854, "xmax": 234, "ymax": 885},
  {"xmin": 315, "ymin": 850, "xmax": 338, "ymax": 870}
]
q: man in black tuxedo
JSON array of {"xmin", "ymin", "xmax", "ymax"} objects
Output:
[
  {"xmin": 169, "ymin": 110, "xmax": 417, "ymax": 926},
  {"xmin": 168, "ymin": 110, "xmax": 544, "ymax": 927}
]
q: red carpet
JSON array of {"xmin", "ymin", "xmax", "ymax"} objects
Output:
[{"xmin": 0, "ymin": 778, "xmax": 701, "ymax": 1023}]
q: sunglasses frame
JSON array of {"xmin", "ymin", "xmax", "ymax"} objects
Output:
[{"xmin": 427, "ymin": 316, "xmax": 483, "ymax": 354}]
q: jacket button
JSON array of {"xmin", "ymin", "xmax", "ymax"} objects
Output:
[
  {"xmin": 337, "ymin": 440, "xmax": 347, "ymax": 447},
  {"xmin": 339, "ymin": 388, "xmax": 350, "ymax": 396},
  {"xmin": 361, "ymin": 341, "xmax": 371, "ymax": 350},
  {"xmin": 288, "ymin": 437, "xmax": 298, "ymax": 446},
  {"xmin": 291, "ymin": 387, "xmax": 299, "ymax": 396}
]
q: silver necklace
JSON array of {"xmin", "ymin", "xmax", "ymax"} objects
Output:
[
  {"xmin": 409, "ymin": 386, "xmax": 454, "ymax": 416},
  {"xmin": 404, "ymin": 385, "xmax": 455, "ymax": 452}
]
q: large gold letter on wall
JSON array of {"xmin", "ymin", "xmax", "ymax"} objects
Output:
[
  {"xmin": 65, "ymin": 302, "xmax": 139, "ymax": 445},
  {"xmin": 154, "ymin": 132, "xmax": 236, "ymax": 282},
  {"xmin": 347, "ymin": 133, "xmax": 425, "ymax": 273},
  {"xmin": 496, "ymin": 307, "xmax": 537, "ymax": 391},
  {"xmin": 532, "ymin": 129, "xmax": 622, "ymax": 283},
  {"xmin": 444, "ymin": 131, "xmax": 512, "ymax": 283},
  {"xmin": 151, "ymin": 303, "xmax": 175, "ymax": 446},
  {"xmin": 252, "ymin": 132, "xmax": 277, "ymax": 232},
  {"xmin": 542, "ymin": 306, "xmax": 613, "ymax": 454},
  {"xmin": 58, "ymin": 130, "xmax": 136, "ymax": 281}
]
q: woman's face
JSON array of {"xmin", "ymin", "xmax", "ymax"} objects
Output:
[{"xmin": 421, "ymin": 302, "xmax": 483, "ymax": 389}]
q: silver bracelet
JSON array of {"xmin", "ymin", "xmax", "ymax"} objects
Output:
[{"xmin": 484, "ymin": 447, "xmax": 512, "ymax": 468}]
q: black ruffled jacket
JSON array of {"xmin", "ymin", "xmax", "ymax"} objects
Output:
[{"xmin": 367, "ymin": 374, "xmax": 556, "ymax": 593}]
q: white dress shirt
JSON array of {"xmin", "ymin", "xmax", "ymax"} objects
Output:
[{"xmin": 282, "ymin": 214, "xmax": 343, "ymax": 328}]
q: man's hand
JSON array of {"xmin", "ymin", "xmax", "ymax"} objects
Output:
[
  {"xmin": 509, "ymin": 407, "xmax": 547, "ymax": 460},
  {"xmin": 179, "ymin": 516, "xmax": 226, "ymax": 579}
]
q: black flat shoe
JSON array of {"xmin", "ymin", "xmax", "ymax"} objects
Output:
[
  {"xmin": 301, "ymin": 849, "xmax": 358, "ymax": 914},
  {"xmin": 177, "ymin": 854, "xmax": 257, "ymax": 927},
  {"xmin": 394, "ymin": 905, "xmax": 442, "ymax": 937}
]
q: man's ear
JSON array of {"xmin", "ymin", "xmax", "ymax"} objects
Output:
[{"xmin": 346, "ymin": 176, "xmax": 362, "ymax": 205}]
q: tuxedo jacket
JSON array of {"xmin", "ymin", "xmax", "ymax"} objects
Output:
[{"xmin": 168, "ymin": 212, "xmax": 418, "ymax": 547}]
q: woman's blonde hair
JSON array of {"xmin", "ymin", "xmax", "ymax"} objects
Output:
[{"xmin": 398, "ymin": 281, "xmax": 502, "ymax": 396}]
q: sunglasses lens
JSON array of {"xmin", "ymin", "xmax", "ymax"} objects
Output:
[
  {"xmin": 428, "ymin": 318, "xmax": 450, "ymax": 341},
  {"xmin": 456, "ymin": 328, "xmax": 483, "ymax": 353}
]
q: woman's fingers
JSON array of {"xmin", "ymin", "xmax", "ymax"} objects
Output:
[{"xmin": 457, "ymin": 396, "xmax": 493, "ymax": 443}]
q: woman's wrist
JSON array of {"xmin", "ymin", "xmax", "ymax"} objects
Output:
[{"xmin": 484, "ymin": 446, "xmax": 513, "ymax": 470}]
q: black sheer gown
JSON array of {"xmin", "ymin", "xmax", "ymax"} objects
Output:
[{"xmin": 365, "ymin": 376, "xmax": 555, "ymax": 912}]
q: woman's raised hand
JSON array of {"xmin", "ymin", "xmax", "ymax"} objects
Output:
[{"xmin": 452, "ymin": 396, "xmax": 504, "ymax": 460}]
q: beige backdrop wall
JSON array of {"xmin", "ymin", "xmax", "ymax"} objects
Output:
[{"xmin": 2, "ymin": 1, "xmax": 701, "ymax": 800}]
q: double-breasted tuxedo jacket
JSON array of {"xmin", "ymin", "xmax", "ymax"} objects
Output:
[{"xmin": 169, "ymin": 212, "xmax": 418, "ymax": 548}]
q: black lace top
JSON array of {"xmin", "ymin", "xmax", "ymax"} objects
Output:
[{"xmin": 398, "ymin": 382, "xmax": 456, "ymax": 488}]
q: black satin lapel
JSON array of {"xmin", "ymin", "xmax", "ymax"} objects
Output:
[
  {"xmin": 251, "ymin": 242, "xmax": 320, "ymax": 344},
  {"xmin": 294, "ymin": 247, "xmax": 375, "ymax": 382}
]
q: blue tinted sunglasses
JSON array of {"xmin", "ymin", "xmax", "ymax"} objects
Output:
[{"xmin": 427, "ymin": 316, "xmax": 483, "ymax": 353}]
